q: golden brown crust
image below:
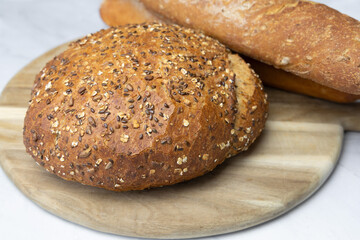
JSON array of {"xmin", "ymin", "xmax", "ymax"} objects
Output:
[
  {"xmin": 100, "ymin": 0, "xmax": 156, "ymax": 26},
  {"xmin": 244, "ymin": 56, "xmax": 360, "ymax": 103},
  {"xmin": 99, "ymin": 0, "xmax": 360, "ymax": 103},
  {"xmin": 23, "ymin": 23, "xmax": 267, "ymax": 191},
  {"xmin": 139, "ymin": 0, "xmax": 360, "ymax": 95}
]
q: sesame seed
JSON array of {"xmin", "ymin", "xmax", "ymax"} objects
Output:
[
  {"xmin": 105, "ymin": 161, "xmax": 113, "ymax": 170},
  {"xmin": 144, "ymin": 75, "xmax": 154, "ymax": 81},
  {"xmin": 85, "ymin": 125, "xmax": 92, "ymax": 135},
  {"xmin": 52, "ymin": 120, "xmax": 59, "ymax": 128},
  {"xmin": 45, "ymin": 81, "xmax": 52, "ymax": 91},
  {"xmin": 88, "ymin": 116, "xmax": 96, "ymax": 127},
  {"xmin": 202, "ymin": 154, "xmax": 209, "ymax": 160},
  {"xmin": 132, "ymin": 120, "xmax": 140, "ymax": 129},
  {"xmin": 95, "ymin": 158, "xmax": 103, "ymax": 166},
  {"xmin": 78, "ymin": 87, "xmax": 86, "ymax": 95},
  {"xmin": 120, "ymin": 134, "xmax": 129, "ymax": 143},
  {"xmin": 68, "ymin": 96, "xmax": 74, "ymax": 106},
  {"xmin": 79, "ymin": 148, "xmax": 91, "ymax": 158}
]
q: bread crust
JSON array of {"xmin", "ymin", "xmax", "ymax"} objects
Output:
[
  {"xmin": 100, "ymin": 0, "xmax": 156, "ymax": 26},
  {"xmin": 23, "ymin": 23, "xmax": 267, "ymax": 191},
  {"xmin": 244, "ymin": 56, "xmax": 360, "ymax": 103},
  {"xmin": 139, "ymin": 0, "xmax": 360, "ymax": 95},
  {"xmin": 100, "ymin": 0, "xmax": 360, "ymax": 102}
]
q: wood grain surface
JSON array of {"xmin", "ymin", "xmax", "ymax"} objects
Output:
[{"xmin": 0, "ymin": 43, "xmax": 359, "ymax": 239}]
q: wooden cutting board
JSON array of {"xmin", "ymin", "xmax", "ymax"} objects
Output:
[{"xmin": 0, "ymin": 43, "xmax": 359, "ymax": 239}]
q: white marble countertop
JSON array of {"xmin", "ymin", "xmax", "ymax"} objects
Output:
[{"xmin": 0, "ymin": 0, "xmax": 359, "ymax": 239}]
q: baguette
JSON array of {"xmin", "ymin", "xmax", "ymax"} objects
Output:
[
  {"xmin": 100, "ymin": 0, "xmax": 360, "ymax": 103},
  {"xmin": 100, "ymin": 0, "xmax": 155, "ymax": 26},
  {"xmin": 23, "ymin": 23, "xmax": 267, "ymax": 191},
  {"xmin": 243, "ymin": 56, "xmax": 360, "ymax": 103},
  {"xmin": 139, "ymin": 0, "xmax": 360, "ymax": 95}
]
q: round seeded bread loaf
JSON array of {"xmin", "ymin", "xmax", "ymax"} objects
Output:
[{"xmin": 23, "ymin": 23, "xmax": 268, "ymax": 191}]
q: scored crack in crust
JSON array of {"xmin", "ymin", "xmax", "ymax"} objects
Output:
[{"xmin": 23, "ymin": 23, "xmax": 268, "ymax": 191}]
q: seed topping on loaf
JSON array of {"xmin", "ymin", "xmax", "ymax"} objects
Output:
[{"xmin": 23, "ymin": 23, "xmax": 267, "ymax": 191}]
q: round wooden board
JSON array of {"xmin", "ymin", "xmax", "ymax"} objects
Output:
[{"xmin": 0, "ymin": 43, "xmax": 359, "ymax": 239}]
